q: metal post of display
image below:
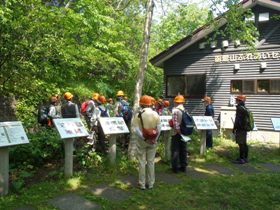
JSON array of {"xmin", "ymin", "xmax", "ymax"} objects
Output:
[
  {"xmin": 200, "ymin": 130, "xmax": 207, "ymax": 155},
  {"xmin": 0, "ymin": 147, "xmax": 9, "ymax": 196},
  {"xmin": 64, "ymin": 138, "xmax": 74, "ymax": 177},
  {"xmin": 108, "ymin": 135, "xmax": 117, "ymax": 164}
]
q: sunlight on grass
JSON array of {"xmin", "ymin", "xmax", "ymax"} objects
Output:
[
  {"xmin": 193, "ymin": 167, "xmax": 216, "ymax": 175},
  {"xmin": 66, "ymin": 177, "xmax": 81, "ymax": 190}
]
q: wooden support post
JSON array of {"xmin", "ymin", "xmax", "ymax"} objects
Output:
[
  {"xmin": 200, "ymin": 130, "xmax": 206, "ymax": 155},
  {"xmin": 64, "ymin": 138, "xmax": 74, "ymax": 177},
  {"xmin": 0, "ymin": 148, "xmax": 9, "ymax": 195},
  {"xmin": 108, "ymin": 135, "xmax": 117, "ymax": 164}
]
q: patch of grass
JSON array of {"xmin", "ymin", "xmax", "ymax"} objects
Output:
[{"xmin": 0, "ymin": 136, "xmax": 280, "ymax": 210}]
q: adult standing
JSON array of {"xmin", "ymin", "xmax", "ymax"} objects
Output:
[
  {"xmin": 85, "ymin": 93, "xmax": 99, "ymax": 129},
  {"xmin": 114, "ymin": 90, "xmax": 132, "ymax": 149},
  {"xmin": 133, "ymin": 95, "xmax": 161, "ymax": 190},
  {"xmin": 91, "ymin": 95, "xmax": 109, "ymax": 153},
  {"xmin": 61, "ymin": 92, "xmax": 79, "ymax": 118},
  {"xmin": 233, "ymin": 95, "xmax": 249, "ymax": 164},
  {"xmin": 171, "ymin": 95, "xmax": 187, "ymax": 173},
  {"xmin": 48, "ymin": 95, "xmax": 61, "ymax": 126},
  {"xmin": 202, "ymin": 96, "xmax": 214, "ymax": 149}
]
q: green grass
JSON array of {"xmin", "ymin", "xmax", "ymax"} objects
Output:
[{"xmin": 0, "ymin": 135, "xmax": 280, "ymax": 210}]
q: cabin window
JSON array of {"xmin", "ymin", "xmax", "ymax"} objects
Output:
[
  {"xmin": 231, "ymin": 80, "xmax": 242, "ymax": 93},
  {"xmin": 166, "ymin": 76, "xmax": 185, "ymax": 97},
  {"xmin": 257, "ymin": 80, "xmax": 269, "ymax": 93},
  {"xmin": 231, "ymin": 79, "xmax": 280, "ymax": 95},
  {"xmin": 166, "ymin": 74, "xmax": 205, "ymax": 98},
  {"xmin": 270, "ymin": 80, "xmax": 280, "ymax": 94}
]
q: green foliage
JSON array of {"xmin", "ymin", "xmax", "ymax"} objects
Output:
[
  {"xmin": 10, "ymin": 127, "xmax": 63, "ymax": 168},
  {"xmin": 75, "ymin": 142, "xmax": 104, "ymax": 169},
  {"xmin": 151, "ymin": 3, "xmax": 209, "ymax": 53}
]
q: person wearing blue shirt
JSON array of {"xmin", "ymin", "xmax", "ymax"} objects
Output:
[{"xmin": 202, "ymin": 96, "xmax": 214, "ymax": 149}]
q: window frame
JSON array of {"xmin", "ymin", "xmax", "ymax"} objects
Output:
[
  {"xmin": 166, "ymin": 74, "xmax": 206, "ymax": 98},
  {"xmin": 230, "ymin": 79, "xmax": 280, "ymax": 95}
]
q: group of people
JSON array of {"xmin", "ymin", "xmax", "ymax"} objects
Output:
[{"xmin": 43, "ymin": 91, "xmax": 250, "ymax": 190}]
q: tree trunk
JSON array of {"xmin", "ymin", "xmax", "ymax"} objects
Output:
[
  {"xmin": 128, "ymin": 0, "xmax": 154, "ymax": 159},
  {"xmin": 0, "ymin": 95, "xmax": 17, "ymax": 122}
]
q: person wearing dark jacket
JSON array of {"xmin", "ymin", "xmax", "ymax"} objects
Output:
[
  {"xmin": 61, "ymin": 92, "xmax": 80, "ymax": 118},
  {"xmin": 202, "ymin": 96, "xmax": 214, "ymax": 149},
  {"xmin": 233, "ymin": 95, "xmax": 248, "ymax": 164}
]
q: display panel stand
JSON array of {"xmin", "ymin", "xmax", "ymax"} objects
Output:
[
  {"xmin": 99, "ymin": 117, "xmax": 129, "ymax": 164},
  {"xmin": 53, "ymin": 118, "xmax": 89, "ymax": 177},
  {"xmin": 192, "ymin": 116, "xmax": 217, "ymax": 155},
  {"xmin": 0, "ymin": 121, "xmax": 29, "ymax": 196}
]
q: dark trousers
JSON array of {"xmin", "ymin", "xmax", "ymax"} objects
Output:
[
  {"xmin": 238, "ymin": 143, "xmax": 248, "ymax": 159},
  {"xmin": 206, "ymin": 130, "xmax": 213, "ymax": 148},
  {"xmin": 171, "ymin": 134, "xmax": 187, "ymax": 171}
]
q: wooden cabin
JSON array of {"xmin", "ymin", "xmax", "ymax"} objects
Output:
[{"xmin": 150, "ymin": 0, "xmax": 280, "ymax": 142}]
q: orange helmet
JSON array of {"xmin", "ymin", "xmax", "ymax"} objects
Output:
[
  {"xmin": 116, "ymin": 90, "xmax": 124, "ymax": 97},
  {"xmin": 163, "ymin": 100, "xmax": 170, "ymax": 107},
  {"xmin": 236, "ymin": 95, "xmax": 246, "ymax": 101},
  {"xmin": 92, "ymin": 92, "xmax": 100, "ymax": 100},
  {"xmin": 202, "ymin": 96, "xmax": 211, "ymax": 103},
  {"xmin": 174, "ymin": 95, "xmax": 185, "ymax": 103},
  {"xmin": 140, "ymin": 95, "xmax": 152, "ymax": 106},
  {"xmin": 64, "ymin": 92, "xmax": 73, "ymax": 100},
  {"xmin": 98, "ymin": 95, "xmax": 106, "ymax": 104}
]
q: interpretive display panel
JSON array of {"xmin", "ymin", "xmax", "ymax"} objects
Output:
[
  {"xmin": 53, "ymin": 118, "xmax": 89, "ymax": 139},
  {"xmin": 271, "ymin": 118, "xmax": 280, "ymax": 131},
  {"xmin": 99, "ymin": 117, "xmax": 129, "ymax": 135},
  {"xmin": 0, "ymin": 122, "xmax": 29, "ymax": 147},
  {"xmin": 192, "ymin": 116, "xmax": 217, "ymax": 130},
  {"xmin": 160, "ymin": 116, "xmax": 172, "ymax": 131}
]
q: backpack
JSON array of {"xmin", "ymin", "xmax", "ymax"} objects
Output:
[
  {"xmin": 37, "ymin": 104, "xmax": 50, "ymax": 125},
  {"xmin": 242, "ymin": 106, "xmax": 254, "ymax": 131},
  {"xmin": 120, "ymin": 100, "xmax": 132, "ymax": 122},
  {"xmin": 179, "ymin": 110, "xmax": 194, "ymax": 135},
  {"xmin": 80, "ymin": 100, "xmax": 89, "ymax": 115},
  {"xmin": 98, "ymin": 106, "xmax": 109, "ymax": 117}
]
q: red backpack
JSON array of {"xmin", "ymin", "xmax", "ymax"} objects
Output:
[{"xmin": 80, "ymin": 100, "xmax": 89, "ymax": 115}]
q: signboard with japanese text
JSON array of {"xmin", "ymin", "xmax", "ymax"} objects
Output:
[
  {"xmin": 160, "ymin": 116, "xmax": 172, "ymax": 131},
  {"xmin": 192, "ymin": 116, "xmax": 217, "ymax": 130},
  {"xmin": 271, "ymin": 118, "xmax": 280, "ymax": 131},
  {"xmin": 0, "ymin": 121, "xmax": 29, "ymax": 147},
  {"xmin": 99, "ymin": 117, "xmax": 129, "ymax": 135},
  {"xmin": 53, "ymin": 118, "xmax": 89, "ymax": 139}
]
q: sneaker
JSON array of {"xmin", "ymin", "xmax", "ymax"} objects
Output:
[
  {"xmin": 138, "ymin": 184, "xmax": 145, "ymax": 190},
  {"xmin": 244, "ymin": 158, "xmax": 249, "ymax": 163},
  {"xmin": 147, "ymin": 185, "xmax": 153, "ymax": 189}
]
